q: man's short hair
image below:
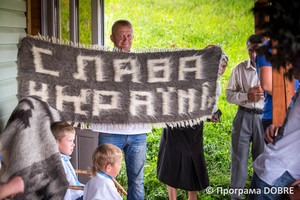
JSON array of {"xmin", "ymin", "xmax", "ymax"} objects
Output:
[
  {"xmin": 247, "ymin": 34, "xmax": 266, "ymax": 45},
  {"xmin": 51, "ymin": 122, "xmax": 75, "ymax": 141},
  {"xmin": 111, "ymin": 19, "xmax": 133, "ymax": 35}
]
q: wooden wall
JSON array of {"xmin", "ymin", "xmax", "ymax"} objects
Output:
[
  {"xmin": 0, "ymin": 0, "xmax": 27, "ymax": 132},
  {"xmin": 27, "ymin": 0, "xmax": 41, "ymax": 35}
]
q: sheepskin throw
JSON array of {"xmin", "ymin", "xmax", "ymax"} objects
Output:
[
  {"xmin": 18, "ymin": 36, "xmax": 222, "ymax": 127},
  {"xmin": 0, "ymin": 97, "xmax": 68, "ymax": 200}
]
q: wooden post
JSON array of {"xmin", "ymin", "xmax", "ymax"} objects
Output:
[
  {"xmin": 27, "ymin": 0, "xmax": 41, "ymax": 36},
  {"xmin": 254, "ymin": 0, "xmax": 296, "ymax": 126},
  {"xmin": 272, "ymin": 68, "xmax": 295, "ymax": 126}
]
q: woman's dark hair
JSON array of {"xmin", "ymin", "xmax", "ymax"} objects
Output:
[{"xmin": 253, "ymin": 0, "xmax": 300, "ymax": 79}]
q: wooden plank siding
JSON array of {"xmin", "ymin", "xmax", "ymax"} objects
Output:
[
  {"xmin": 0, "ymin": 96, "xmax": 18, "ymax": 118},
  {"xmin": 0, "ymin": 11, "xmax": 26, "ymax": 29},
  {"xmin": 0, "ymin": 0, "xmax": 26, "ymax": 132},
  {"xmin": 0, "ymin": 45, "xmax": 19, "ymax": 62},
  {"xmin": 0, "ymin": 0, "xmax": 26, "ymax": 12},
  {"xmin": 0, "ymin": 62, "xmax": 18, "ymax": 81},
  {"xmin": 0, "ymin": 28, "xmax": 26, "ymax": 44}
]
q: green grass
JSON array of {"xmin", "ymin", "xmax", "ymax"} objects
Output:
[
  {"xmin": 62, "ymin": 0, "xmax": 256, "ymax": 199},
  {"xmin": 104, "ymin": 0, "xmax": 255, "ymax": 199}
]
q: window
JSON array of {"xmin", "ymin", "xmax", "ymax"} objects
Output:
[{"xmin": 42, "ymin": 0, "xmax": 104, "ymax": 45}]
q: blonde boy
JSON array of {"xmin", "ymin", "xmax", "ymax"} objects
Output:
[
  {"xmin": 51, "ymin": 122, "xmax": 83, "ymax": 200},
  {"xmin": 83, "ymin": 144, "xmax": 123, "ymax": 200}
]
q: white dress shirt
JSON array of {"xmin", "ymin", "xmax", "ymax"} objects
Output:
[
  {"xmin": 61, "ymin": 154, "xmax": 84, "ymax": 200},
  {"xmin": 253, "ymin": 89, "xmax": 300, "ymax": 185},
  {"xmin": 225, "ymin": 59, "xmax": 264, "ymax": 110},
  {"xmin": 83, "ymin": 172, "xmax": 123, "ymax": 200}
]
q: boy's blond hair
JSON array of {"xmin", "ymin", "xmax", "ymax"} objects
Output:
[
  {"xmin": 51, "ymin": 122, "xmax": 75, "ymax": 141},
  {"xmin": 91, "ymin": 143, "xmax": 123, "ymax": 176}
]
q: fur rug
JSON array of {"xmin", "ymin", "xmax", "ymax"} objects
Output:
[
  {"xmin": 0, "ymin": 97, "xmax": 68, "ymax": 200},
  {"xmin": 18, "ymin": 36, "xmax": 222, "ymax": 128}
]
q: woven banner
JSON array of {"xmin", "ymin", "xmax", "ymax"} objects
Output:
[{"xmin": 18, "ymin": 36, "xmax": 222, "ymax": 127}]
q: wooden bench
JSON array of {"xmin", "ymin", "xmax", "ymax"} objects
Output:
[{"xmin": 68, "ymin": 169, "xmax": 127, "ymax": 196}]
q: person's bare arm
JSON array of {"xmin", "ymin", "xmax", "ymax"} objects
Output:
[
  {"xmin": 265, "ymin": 124, "xmax": 279, "ymax": 143},
  {"xmin": 0, "ymin": 176, "xmax": 24, "ymax": 200},
  {"xmin": 259, "ymin": 66, "xmax": 273, "ymax": 95},
  {"xmin": 290, "ymin": 179, "xmax": 300, "ymax": 187}
]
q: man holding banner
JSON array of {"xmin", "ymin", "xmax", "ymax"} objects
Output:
[{"xmin": 92, "ymin": 20, "xmax": 152, "ymax": 200}]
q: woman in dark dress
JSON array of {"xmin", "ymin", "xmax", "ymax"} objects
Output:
[
  {"xmin": 157, "ymin": 123, "xmax": 209, "ymax": 199},
  {"xmin": 157, "ymin": 49, "xmax": 228, "ymax": 199}
]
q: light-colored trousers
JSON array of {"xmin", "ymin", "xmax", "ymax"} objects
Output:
[{"xmin": 230, "ymin": 108, "xmax": 265, "ymax": 200}]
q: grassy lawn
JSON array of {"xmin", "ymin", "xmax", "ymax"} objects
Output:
[
  {"xmin": 105, "ymin": 0, "xmax": 254, "ymax": 199},
  {"xmin": 106, "ymin": 0, "xmax": 255, "ymax": 199},
  {"xmin": 65, "ymin": 0, "xmax": 255, "ymax": 199}
]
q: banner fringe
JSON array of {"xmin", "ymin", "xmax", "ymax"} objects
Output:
[
  {"xmin": 70, "ymin": 115, "xmax": 211, "ymax": 131},
  {"xmin": 28, "ymin": 34, "xmax": 196, "ymax": 53}
]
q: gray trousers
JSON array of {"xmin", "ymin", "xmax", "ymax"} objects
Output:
[{"xmin": 230, "ymin": 108, "xmax": 265, "ymax": 200}]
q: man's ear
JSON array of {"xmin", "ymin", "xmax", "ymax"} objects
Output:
[{"xmin": 110, "ymin": 35, "xmax": 114, "ymax": 43}]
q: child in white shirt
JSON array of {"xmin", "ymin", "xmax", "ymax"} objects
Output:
[
  {"xmin": 83, "ymin": 143, "xmax": 123, "ymax": 200},
  {"xmin": 51, "ymin": 122, "xmax": 84, "ymax": 200}
]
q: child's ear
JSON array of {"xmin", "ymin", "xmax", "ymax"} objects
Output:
[{"xmin": 105, "ymin": 164, "xmax": 112, "ymax": 172}]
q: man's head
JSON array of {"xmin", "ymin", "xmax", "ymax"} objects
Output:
[
  {"xmin": 247, "ymin": 34, "xmax": 266, "ymax": 67},
  {"xmin": 110, "ymin": 20, "xmax": 134, "ymax": 52},
  {"xmin": 51, "ymin": 122, "xmax": 76, "ymax": 156},
  {"xmin": 204, "ymin": 45, "xmax": 228, "ymax": 77},
  {"xmin": 219, "ymin": 52, "xmax": 229, "ymax": 77}
]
